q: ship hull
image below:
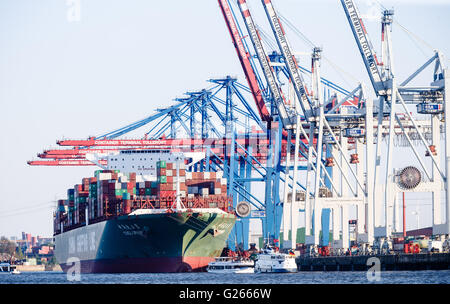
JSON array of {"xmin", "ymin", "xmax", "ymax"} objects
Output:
[{"xmin": 55, "ymin": 209, "xmax": 235, "ymax": 273}]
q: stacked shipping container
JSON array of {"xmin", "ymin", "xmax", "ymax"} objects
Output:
[{"xmin": 54, "ymin": 163, "xmax": 231, "ymax": 235}]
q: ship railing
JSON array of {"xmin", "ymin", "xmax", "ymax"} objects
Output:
[{"xmin": 54, "ymin": 194, "xmax": 235, "ymax": 235}]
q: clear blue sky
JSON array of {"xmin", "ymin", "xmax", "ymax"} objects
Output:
[{"xmin": 0, "ymin": 0, "xmax": 449, "ymax": 238}]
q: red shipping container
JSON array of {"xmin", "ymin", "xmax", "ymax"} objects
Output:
[
  {"xmin": 166, "ymin": 163, "xmax": 173, "ymax": 170},
  {"xmin": 123, "ymin": 200, "xmax": 131, "ymax": 214},
  {"xmin": 166, "ymin": 176, "xmax": 174, "ymax": 183},
  {"xmin": 179, "ymin": 169, "xmax": 186, "ymax": 177},
  {"xmin": 157, "ymin": 168, "xmax": 166, "ymax": 176},
  {"xmin": 160, "ymin": 183, "xmax": 172, "ymax": 191},
  {"xmin": 159, "ymin": 191, "xmax": 176, "ymax": 198}
]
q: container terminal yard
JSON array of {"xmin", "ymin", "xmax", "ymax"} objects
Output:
[{"xmin": 21, "ymin": 0, "xmax": 450, "ymax": 273}]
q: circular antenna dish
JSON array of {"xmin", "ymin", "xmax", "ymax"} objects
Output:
[
  {"xmin": 397, "ymin": 166, "xmax": 421, "ymax": 190},
  {"xmin": 236, "ymin": 201, "xmax": 251, "ymax": 218}
]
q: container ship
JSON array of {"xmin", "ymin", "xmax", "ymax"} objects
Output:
[{"xmin": 53, "ymin": 150, "xmax": 236, "ymax": 273}]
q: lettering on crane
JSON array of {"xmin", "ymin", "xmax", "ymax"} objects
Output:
[
  {"xmin": 342, "ymin": 0, "xmax": 383, "ymax": 90},
  {"xmin": 220, "ymin": 0, "xmax": 247, "ymax": 61},
  {"xmin": 238, "ymin": 3, "xmax": 287, "ymax": 119},
  {"xmin": 263, "ymin": 2, "xmax": 311, "ymax": 113}
]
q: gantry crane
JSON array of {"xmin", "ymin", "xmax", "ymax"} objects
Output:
[{"xmin": 341, "ymin": 0, "xmax": 450, "ymax": 239}]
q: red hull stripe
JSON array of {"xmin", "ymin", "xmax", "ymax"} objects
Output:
[{"xmin": 59, "ymin": 256, "xmax": 216, "ymax": 273}]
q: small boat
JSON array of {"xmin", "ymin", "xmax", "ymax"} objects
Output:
[
  {"xmin": 11, "ymin": 268, "xmax": 21, "ymax": 275},
  {"xmin": 254, "ymin": 246, "xmax": 297, "ymax": 273},
  {"xmin": 206, "ymin": 257, "xmax": 255, "ymax": 274},
  {"xmin": 0, "ymin": 263, "xmax": 18, "ymax": 274}
]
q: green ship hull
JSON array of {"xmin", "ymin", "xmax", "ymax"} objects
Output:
[{"xmin": 55, "ymin": 209, "xmax": 236, "ymax": 273}]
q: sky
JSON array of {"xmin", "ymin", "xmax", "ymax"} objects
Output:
[{"xmin": 0, "ymin": 0, "xmax": 449, "ymax": 239}]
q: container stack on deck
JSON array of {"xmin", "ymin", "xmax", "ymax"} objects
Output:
[{"xmin": 53, "ymin": 162, "xmax": 232, "ymax": 235}]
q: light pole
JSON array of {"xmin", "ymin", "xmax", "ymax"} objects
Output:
[{"xmin": 412, "ymin": 207, "xmax": 419, "ymax": 232}]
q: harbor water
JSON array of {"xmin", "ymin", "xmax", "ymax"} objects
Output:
[{"xmin": 1, "ymin": 270, "xmax": 449, "ymax": 284}]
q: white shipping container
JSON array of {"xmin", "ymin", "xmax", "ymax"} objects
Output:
[
  {"xmin": 202, "ymin": 188, "xmax": 209, "ymax": 195},
  {"xmin": 216, "ymin": 171, "xmax": 223, "ymax": 179},
  {"xmin": 428, "ymin": 240, "xmax": 443, "ymax": 252},
  {"xmin": 98, "ymin": 173, "xmax": 112, "ymax": 181},
  {"xmin": 115, "ymin": 183, "xmax": 121, "ymax": 190},
  {"xmin": 179, "ymin": 163, "xmax": 186, "ymax": 170},
  {"xmin": 214, "ymin": 188, "xmax": 221, "ymax": 194},
  {"xmin": 188, "ymin": 194, "xmax": 195, "ymax": 199},
  {"xmin": 186, "ymin": 172, "xmax": 192, "ymax": 179},
  {"xmin": 220, "ymin": 178, "xmax": 227, "ymax": 185},
  {"xmin": 173, "ymin": 176, "xmax": 186, "ymax": 183},
  {"xmin": 138, "ymin": 182, "xmax": 145, "ymax": 188},
  {"xmin": 166, "ymin": 170, "xmax": 173, "ymax": 177},
  {"xmin": 179, "ymin": 191, "xmax": 186, "ymax": 197},
  {"xmin": 143, "ymin": 175, "xmax": 157, "ymax": 181},
  {"xmin": 204, "ymin": 172, "xmax": 210, "ymax": 179}
]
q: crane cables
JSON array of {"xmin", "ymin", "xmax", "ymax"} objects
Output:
[
  {"xmin": 0, "ymin": 202, "xmax": 56, "ymax": 218},
  {"xmin": 372, "ymin": 0, "xmax": 436, "ymax": 58},
  {"xmin": 255, "ymin": 24, "xmax": 278, "ymax": 53},
  {"xmin": 277, "ymin": 12, "xmax": 361, "ymax": 89}
]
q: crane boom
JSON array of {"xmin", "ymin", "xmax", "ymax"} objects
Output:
[
  {"xmin": 27, "ymin": 160, "xmax": 108, "ymax": 166},
  {"xmin": 261, "ymin": 0, "xmax": 313, "ymax": 119},
  {"xmin": 218, "ymin": 0, "xmax": 271, "ymax": 122},
  {"xmin": 340, "ymin": 0, "xmax": 387, "ymax": 96},
  {"xmin": 56, "ymin": 137, "xmax": 314, "ymax": 148},
  {"xmin": 237, "ymin": 0, "xmax": 295, "ymax": 129}
]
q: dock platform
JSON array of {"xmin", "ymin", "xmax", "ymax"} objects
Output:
[{"xmin": 296, "ymin": 253, "xmax": 450, "ymax": 271}]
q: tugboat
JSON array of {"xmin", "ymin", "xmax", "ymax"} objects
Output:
[{"xmin": 254, "ymin": 246, "xmax": 297, "ymax": 273}]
